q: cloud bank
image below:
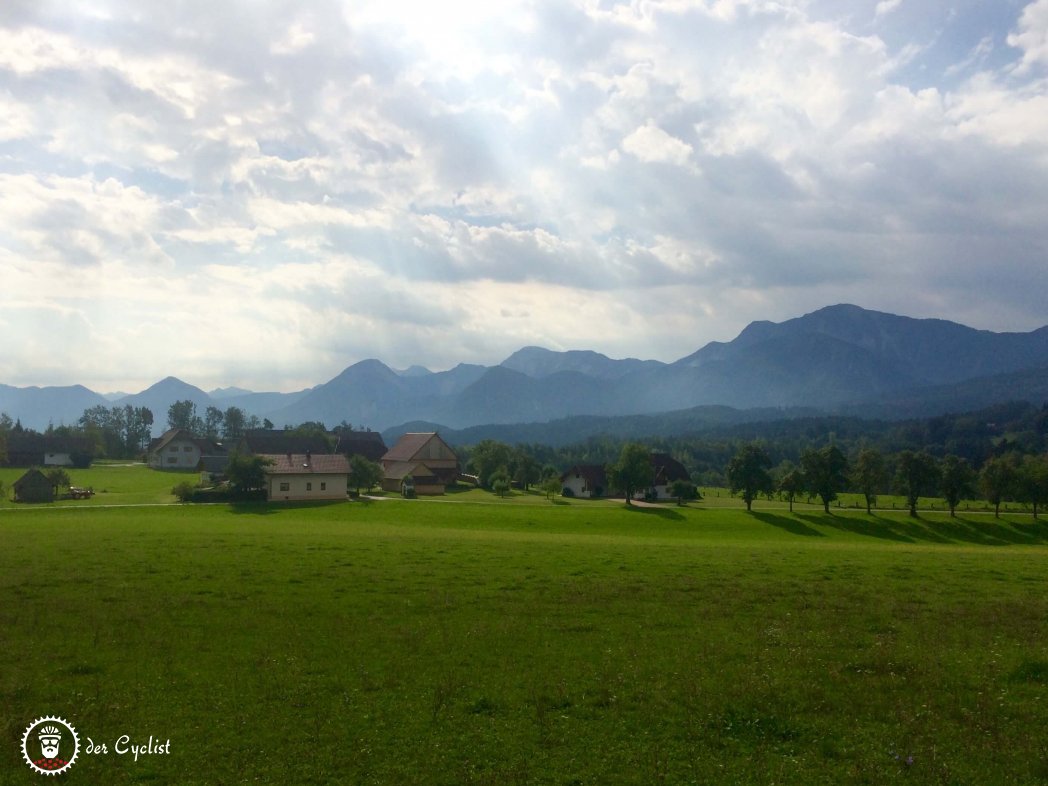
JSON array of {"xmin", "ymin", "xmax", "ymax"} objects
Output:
[{"xmin": 1, "ymin": 0, "xmax": 1046, "ymax": 392}]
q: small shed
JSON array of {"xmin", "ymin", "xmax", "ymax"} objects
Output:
[{"xmin": 13, "ymin": 469, "xmax": 55, "ymax": 503}]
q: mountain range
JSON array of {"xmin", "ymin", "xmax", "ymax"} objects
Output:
[{"xmin": 3, "ymin": 304, "xmax": 1048, "ymax": 437}]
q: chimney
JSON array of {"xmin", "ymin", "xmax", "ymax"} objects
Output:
[{"xmin": 305, "ymin": 450, "xmax": 311, "ymax": 466}]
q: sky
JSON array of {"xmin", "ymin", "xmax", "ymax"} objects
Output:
[{"xmin": 2, "ymin": 0, "xmax": 1047, "ymax": 394}]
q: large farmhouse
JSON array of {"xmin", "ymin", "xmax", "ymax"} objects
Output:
[
  {"xmin": 380, "ymin": 432, "xmax": 459, "ymax": 495},
  {"xmin": 560, "ymin": 465, "xmax": 608, "ymax": 498},
  {"xmin": 148, "ymin": 429, "xmax": 223, "ymax": 470},
  {"xmin": 261, "ymin": 452, "xmax": 351, "ymax": 502}
]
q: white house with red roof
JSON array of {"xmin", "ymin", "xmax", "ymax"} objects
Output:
[{"xmin": 261, "ymin": 452, "xmax": 351, "ymax": 502}]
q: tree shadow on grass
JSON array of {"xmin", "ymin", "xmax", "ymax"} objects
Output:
[
  {"xmin": 750, "ymin": 512, "xmax": 825, "ymax": 537},
  {"xmin": 227, "ymin": 500, "xmax": 347, "ymax": 516},
  {"xmin": 798, "ymin": 512, "xmax": 1048, "ymax": 546},
  {"xmin": 623, "ymin": 505, "xmax": 685, "ymax": 521}
]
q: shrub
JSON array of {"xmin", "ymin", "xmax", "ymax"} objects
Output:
[{"xmin": 172, "ymin": 481, "xmax": 196, "ymax": 503}]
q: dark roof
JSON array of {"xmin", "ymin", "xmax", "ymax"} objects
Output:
[
  {"xmin": 382, "ymin": 432, "xmax": 455, "ymax": 463},
  {"xmin": 6, "ymin": 433, "xmax": 93, "ymax": 454},
  {"xmin": 238, "ymin": 430, "xmax": 332, "ymax": 456},
  {"xmin": 651, "ymin": 453, "xmax": 690, "ymax": 485},
  {"xmin": 335, "ymin": 431, "xmax": 387, "ymax": 461},
  {"xmin": 260, "ymin": 453, "xmax": 351, "ymax": 475},
  {"xmin": 560, "ymin": 464, "xmax": 608, "ymax": 488},
  {"xmin": 13, "ymin": 468, "xmax": 51, "ymax": 490}
]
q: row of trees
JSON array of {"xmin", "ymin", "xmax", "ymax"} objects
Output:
[{"xmin": 726, "ymin": 443, "xmax": 1048, "ymax": 517}]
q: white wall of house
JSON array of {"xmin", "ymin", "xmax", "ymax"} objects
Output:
[
  {"xmin": 151, "ymin": 438, "xmax": 201, "ymax": 469},
  {"xmin": 562, "ymin": 473, "xmax": 595, "ymax": 498},
  {"xmin": 44, "ymin": 452, "xmax": 73, "ymax": 467},
  {"xmin": 267, "ymin": 473, "xmax": 347, "ymax": 502}
]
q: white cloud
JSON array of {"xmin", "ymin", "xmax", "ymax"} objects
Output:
[
  {"xmin": 0, "ymin": 0, "xmax": 1046, "ymax": 391},
  {"xmin": 1008, "ymin": 0, "xmax": 1048, "ymax": 72},
  {"xmin": 621, "ymin": 121, "xmax": 694, "ymax": 165}
]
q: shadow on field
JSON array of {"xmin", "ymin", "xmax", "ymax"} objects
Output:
[
  {"xmin": 750, "ymin": 512, "xmax": 824, "ymax": 537},
  {"xmin": 796, "ymin": 512, "xmax": 1048, "ymax": 547},
  {"xmin": 227, "ymin": 500, "xmax": 347, "ymax": 516},
  {"xmin": 624, "ymin": 505, "xmax": 685, "ymax": 521}
]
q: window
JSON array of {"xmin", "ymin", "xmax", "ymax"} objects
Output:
[
  {"xmin": 279, "ymin": 482, "xmax": 289, "ymax": 492},
  {"xmin": 184, "ymin": 446, "xmax": 193, "ymax": 452},
  {"xmin": 169, "ymin": 446, "xmax": 179, "ymax": 452},
  {"xmin": 306, "ymin": 482, "xmax": 312, "ymax": 491},
  {"xmin": 167, "ymin": 457, "xmax": 178, "ymax": 464},
  {"xmin": 320, "ymin": 482, "xmax": 326, "ymax": 491}
]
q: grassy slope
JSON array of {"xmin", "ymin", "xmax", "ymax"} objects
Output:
[{"xmin": 2, "ymin": 496, "xmax": 1047, "ymax": 785}]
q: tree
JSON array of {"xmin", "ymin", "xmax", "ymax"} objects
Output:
[
  {"xmin": 1016, "ymin": 454, "xmax": 1048, "ymax": 519},
  {"xmin": 167, "ymin": 400, "xmax": 203, "ymax": 433},
  {"xmin": 204, "ymin": 406, "xmax": 224, "ymax": 440},
  {"xmin": 777, "ymin": 468, "xmax": 804, "ymax": 513},
  {"xmin": 669, "ymin": 479, "xmax": 698, "ymax": 506},
  {"xmin": 222, "ymin": 406, "xmax": 246, "ymax": 441},
  {"xmin": 894, "ymin": 450, "xmax": 940, "ymax": 517},
  {"xmin": 542, "ymin": 477, "xmax": 561, "ymax": 501},
  {"xmin": 45, "ymin": 467, "xmax": 71, "ymax": 496},
  {"xmin": 851, "ymin": 447, "xmax": 887, "ymax": 514},
  {"xmin": 513, "ymin": 449, "xmax": 541, "ymax": 491},
  {"xmin": 491, "ymin": 475, "xmax": 511, "ymax": 498},
  {"xmin": 467, "ymin": 440, "xmax": 514, "ymax": 489},
  {"xmin": 122, "ymin": 405, "xmax": 153, "ymax": 455},
  {"xmin": 726, "ymin": 443, "xmax": 772, "ymax": 512},
  {"xmin": 980, "ymin": 454, "xmax": 1018, "ymax": 518},
  {"xmin": 347, "ymin": 454, "xmax": 383, "ymax": 495},
  {"xmin": 939, "ymin": 454, "xmax": 976, "ymax": 517},
  {"xmin": 608, "ymin": 443, "xmax": 654, "ymax": 505},
  {"xmin": 800, "ymin": 444, "xmax": 849, "ymax": 513},
  {"xmin": 226, "ymin": 453, "xmax": 272, "ymax": 497}
]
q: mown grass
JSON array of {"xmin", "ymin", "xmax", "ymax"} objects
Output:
[
  {"xmin": 0, "ymin": 463, "xmax": 188, "ymax": 507},
  {"xmin": 2, "ymin": 492, "xmax": 1047, "ymax": 784}
]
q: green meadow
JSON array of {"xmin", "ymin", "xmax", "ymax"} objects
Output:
[{"xmin": 2, "ymin": 484, "xmax": 1048, "ymax": 784}]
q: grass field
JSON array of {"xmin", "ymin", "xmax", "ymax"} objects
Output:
[{"xmin": 2, "ymin": 480, "xmax": 1048, "ymax": 784}]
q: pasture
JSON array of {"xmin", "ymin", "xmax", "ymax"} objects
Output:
[{"xmin": 2, "ymin": 486, "xmax": 1047, "ymax": 784}]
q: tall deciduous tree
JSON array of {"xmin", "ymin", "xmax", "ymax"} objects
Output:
[
  {"xmin": 1016, "ymin": 454, "xmax": 1048, "ymax": 519},
  {"xmin": 204, "ymin": 406, "xmax": 224, "ymax": 440},
  {"xmin": 727, "ymin": 443, "xmax": 773, "ymax": 512},
  {"xmin": 222, "ymin": 406, "xmax": 246, "ymax": 441},
  {"xmin": 852, "ymin": 447, "xmax": 887, "ymax": 514},
  {"xmin": 347, "ymin": 454, "xmax": 383, "ymax": 495},
  {"xmin": 939, "ymin": 454, "xmax": 976, "ymax": 517},
  {"xmin": 167, "ymin": 400, "xmax": 203, "ymax": 433},
  {"xmin": 980, "ymin": 454, "xmax": 1018, "ymax": 518},
  {"xmin": 467, "ymin": 440, "xmax": 514, "ymax": 489},
  {"xmin": 226, "ymin": 453, "xmax": 272, "ymax": 497},
  {"xmin": 777, "ymin": 468, "xmax": 804, "ymax": 513},
  {"xmin": 800, "ymin": 444, "xmax": 849, "ymax": 513},
  {"xmin": 894, "ymin": 450, "xmax": 940, "ymax": 517},
  {"xmin": 608, "ymin": 443, "xmax": 654, "ymax": 505}
]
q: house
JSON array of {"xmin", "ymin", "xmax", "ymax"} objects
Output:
[
  {"xmin": 334, "ymin": 430, "xmax": 387, "ymax": 462},
  {"xmin": 560, "ymin": 465, "xmax": 608, "ymax": 498},
  {"xmin": 5, "ymin": 433, "xmax": 94, "ymax": 467},
  {"xmin": 147, "ymin": 429, "xmax": 224, "ymax": 470},
  {"xmin": 261, "ymin": 452, "xmax": 351, "ymax": 502},
  {"xmin": 380, "ymin": 432, "xmax": 459, "ymax": 495},
  {"xmin": 13, "ymin": 468, "xmax": 55, "ymax": 503},
  {"xmin": 649, "ymin": 453, "xmax": 691, "ymax": 500}
]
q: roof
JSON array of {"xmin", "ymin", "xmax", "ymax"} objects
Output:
[
  {"xmin": 381, "ymin": 432, "xmax": 456, "ymax": 463},
  {"xmin": 383, "ymin": 461, "xmax": 439, "ymax": 482},
  {"xmin": 13, "ymin": 468, "xmax": 51, "ymax": 490},
  {"xmin": 6, "ymin": 433, "xmax": 93, "ymax": 454},
  {"xmin": 651, "ymin": 453, "xmax": 690, "ymax": 485},
  {"xmin": 238, "ymin": 430, "xmax": 333, "ymax": 456},
  {"xmin": 260, "ymin": 453, "xmax": 351, "ymax": 475},
  {"xmin": 560, "ymin": 464, "xmax": 608, "ymax": 488},
  {"xmin": 335, "ymin": 431, "xmax": 387, "ymax": 461},
  {"xmin": 148, "ymin": 428, "xmax": 223, "ymax": 455}
]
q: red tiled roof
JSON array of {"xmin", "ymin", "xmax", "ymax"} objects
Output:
[{"xmin": 260, "ymin": 454, "xmax": 351, "ymax": 475}]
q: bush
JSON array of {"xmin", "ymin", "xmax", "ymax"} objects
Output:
[{"xmin": 172, "ymin": 481, "xmax": 196, "ymax": 502}]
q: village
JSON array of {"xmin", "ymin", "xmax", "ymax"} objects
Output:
[{"xmin": 5, "ymin": 424, "xmax": 692, "ymax": 505}]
